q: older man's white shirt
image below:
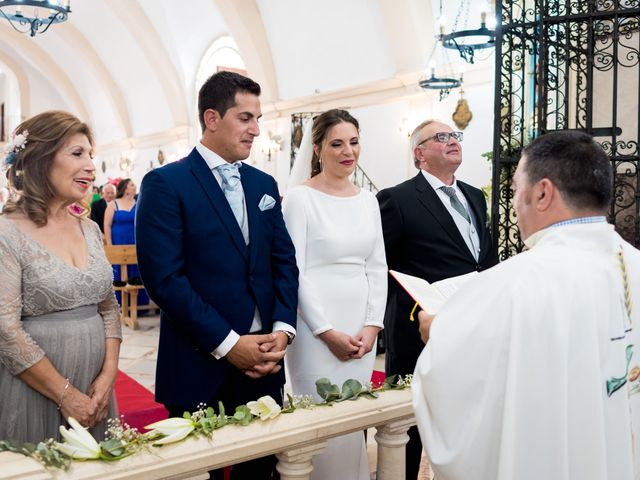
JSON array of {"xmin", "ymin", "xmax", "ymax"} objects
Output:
[{"xmin": 412, "ymin": 222, "xmax": 640, "ymax": 480}]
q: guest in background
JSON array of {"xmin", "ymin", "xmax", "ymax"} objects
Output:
[
  {"xmin": 104, "ymin": 178, "xmax": 136, "ymax": 246},
  {"xmin": 283, "ymin": 109, "xmax": 387, "ymax": 480},
  {"xmin": 0, "ymin": 110, "xmax": 121, "ymax": 443},
  {"xmin": 90, "ymin": 183, "xmax": 116, "ymax": 234},
  {"xmin": 104, "ymin": 179, "xmax": 148, "ymax": 305},
  {"xmin": 91, "ymin": 183, "xmax": 116, "ymax": 234}
]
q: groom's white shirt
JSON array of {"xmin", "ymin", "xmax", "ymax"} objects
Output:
[{"xmin": 196, "ymin": 142, "xmax": 296, "ymax": 359}]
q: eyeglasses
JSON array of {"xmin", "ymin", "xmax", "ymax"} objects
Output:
[{"xmin": 417, "ymin": 131, "xmax": 464, "ymax": 146}]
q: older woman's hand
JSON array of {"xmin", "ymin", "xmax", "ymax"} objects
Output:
[
  {"xmin": 88, "ymin": 370, "xmax": 117, "ymax": 423},
  {"xmin": 60, "ymin": 386, "xmax": 99, "ymax": 427},
  {"xmin": 318, "ymin": 329, "xmax": 362, "ymax": 361}
]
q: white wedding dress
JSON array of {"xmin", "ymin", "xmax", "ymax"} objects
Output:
[{"xmin": 283, "ymin": 185, "xmax": 387, "ymax": 480}]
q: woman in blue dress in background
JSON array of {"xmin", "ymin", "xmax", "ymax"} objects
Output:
[{"xmin": 104, "ymin": 178, "xmax": 149, "ymax": 306}]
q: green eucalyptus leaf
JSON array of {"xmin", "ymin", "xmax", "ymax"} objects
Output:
[
  {"xmin": 316, "ymin": 377, "xmax": 340, "ymax": 402},
  {"xmin": 339, "ymin": 379, "xmax": 363, "ymax": 401},
  {"xmin": 383, "ymin": 374, "xmax": 400, "ymax": 389},
  {"xmin": 100, "ymin": 438, "xmax": 126, "ymax": 457},
  {"xmin": 233, "ymin": 405, "xmax": 253, "ymax": 426},
  {"xmin": 182, "ymin": 411, "xmax": 191, "ymax": 420},
  {"xmin": 361, "ymin": 390, "xmax": 379, "ymax": 399},
  {"xmin": 206, "ymin": 407, "xmax": 215, "ymax": 418}
]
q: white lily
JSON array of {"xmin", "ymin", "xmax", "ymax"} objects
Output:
[
  {"xmin": 144, "ymin": 417, "xmax": 196, "ymax": 445},
  {"xmin": 246, "ymin": 395, "xmax": 282, "ymax": 421},
  {"xmin": 55, "ymin": 417, "xmax": 101, "ymax": 459}
]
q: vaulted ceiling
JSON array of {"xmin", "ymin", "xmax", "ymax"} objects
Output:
[{"xmin": 2, "ymin": 0, "xmax": 488, "ymax": 149}]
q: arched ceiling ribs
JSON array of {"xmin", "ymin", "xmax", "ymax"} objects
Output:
[
  {"xmin": 108, "ymin": 0, "xmax": 189, "ymax": 127},
  {"xmin": 212, "ymin": 0, "xmax": 279, "ymax": 103},
  {"xmin": 57, "ymin": 25, "xmax": 133, "ymax": 138},
  {"xmin": 0, "ymin": 53, "xmax": 30, "ymax": 119},
  {"xmin": 0, "ymin": 25, "xmax": 89, "ymax": 121}
]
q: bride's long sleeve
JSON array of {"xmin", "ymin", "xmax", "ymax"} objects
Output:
[
  {"xmin": 364, "ymin": 194, "xmax": 388, "ymax": 328},
  {"xmin": 282, "ymin": 187, "xmax": 333, "ymax": 335}
]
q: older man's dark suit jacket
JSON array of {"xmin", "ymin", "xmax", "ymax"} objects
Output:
[{"xmin": 377, "ymin": 172, "xmax": 498, "ymax": 376}]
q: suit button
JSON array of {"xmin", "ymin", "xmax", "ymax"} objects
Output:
[
  {"xmin": 249, "ymin": 275, "xmax": 254, "ymax": 282},
  {"xmin": 475, "ymin": 265, "xmax": 480, "ymax": 271}
]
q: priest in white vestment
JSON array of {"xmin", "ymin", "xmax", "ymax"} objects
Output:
[{"xmin": 412, "ymin": 130, "xmax": 640, "ymax": 480}]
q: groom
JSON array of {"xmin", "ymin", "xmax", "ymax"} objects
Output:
[{"xmin": 136, "ymin": 71, "xmax": 299, "ymax": 479}]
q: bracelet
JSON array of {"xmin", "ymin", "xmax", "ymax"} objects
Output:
[{"xmin": 57, "ymin": 378, "xmax": 70, "ymax": 411}]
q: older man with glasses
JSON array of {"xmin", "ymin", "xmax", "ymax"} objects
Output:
[{"xmin": 376, "ymin": 119, "xmax": 498, "ymax": 479}]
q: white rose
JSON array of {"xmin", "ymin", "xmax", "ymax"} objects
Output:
[{"xmin": 246, "ymin": 395, "xmax": 282, "ymax": 421}]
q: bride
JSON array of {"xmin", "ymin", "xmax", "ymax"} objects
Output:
[{"xmin": 282, "ymin": 109, "xmax": 388, "ymax": 480}]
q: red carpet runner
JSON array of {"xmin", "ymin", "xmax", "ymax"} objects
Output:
[{"xmin": 114, "ymin": 370, "xmax": 168, "ymax": 432}]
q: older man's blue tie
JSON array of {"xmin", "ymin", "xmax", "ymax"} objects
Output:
[{"xmin": 217, "ymin": 162, "xmax": 244, "ymax": 228}]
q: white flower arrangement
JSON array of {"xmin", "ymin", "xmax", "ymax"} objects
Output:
[
  {"xmin": 0, "ymin": 374, "xmax": 413, "ymax": 470},
  {"xmin": 4, "ymin": 129, "xmax": 28, "ymax": 166}
]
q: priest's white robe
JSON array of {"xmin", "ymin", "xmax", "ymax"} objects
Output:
[{"xmin": 412, "ymin": 222, "xmax": 640, "ymax": 480}]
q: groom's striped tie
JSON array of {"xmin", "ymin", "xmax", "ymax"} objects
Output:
[{"xmin": 217, "ymin": 162, "xmax": 244, "ymax": 228}]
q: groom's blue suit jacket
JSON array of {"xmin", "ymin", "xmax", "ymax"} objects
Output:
[{"xmin": 135, "ymin": 148, "xmax": 299, "ymax": 407}]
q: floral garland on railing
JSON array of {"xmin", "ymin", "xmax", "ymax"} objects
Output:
[{"xmin": 0, "ymin": 375, "xmax": 412, "ymax": 471}]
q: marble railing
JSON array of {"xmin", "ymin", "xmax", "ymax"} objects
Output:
[{"xmin": 0, "ymin": 389, "xmax": 415, "ymax": 480}]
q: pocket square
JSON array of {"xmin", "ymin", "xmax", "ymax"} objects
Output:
[{"xmin": 259, "ymin": 194, "xmax": 276, "ymax": 211}]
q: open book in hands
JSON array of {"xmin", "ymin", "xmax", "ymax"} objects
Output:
[{"xmin": 389, "ymin": 270, "xmax": 478, "ymax": 316}]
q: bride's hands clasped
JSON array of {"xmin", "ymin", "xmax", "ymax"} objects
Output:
[
  {"xmin": 350, "ymin": 326, "xmax": 381, "ymax": 359},
  {"xmin": 319, "ymin": 329, "xmax": 362, "ymax": 361}
]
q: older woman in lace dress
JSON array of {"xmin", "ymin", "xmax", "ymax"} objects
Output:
[{"xmin": 0, "ymin": 111, "xmax": 121, "ymax": 443}]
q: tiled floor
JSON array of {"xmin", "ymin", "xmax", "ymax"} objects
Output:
[{"xmin": 119, "ymin": 314, "xmax": 433, "ymax": 480}]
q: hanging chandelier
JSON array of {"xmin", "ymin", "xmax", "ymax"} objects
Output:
[
  {"xmin": 0, "ymin": 0, "xmax": 71, "ymax": 37},
  {"xmin": 442, "ymin": 1, "xmax": 495, "ymax": 64},
  {"xmin": 419, "ymin": 13, "xmax": 463, "ymax": 101}
]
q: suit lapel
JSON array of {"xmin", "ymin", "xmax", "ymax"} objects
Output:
[
  {"xmin": 188, "ymin": 149, "xmax": 248, "ymax": 261},
  {"xmin": 239, "ymin": 164, "xmax": 262, "ymax": 271},
  {"xmin": 413, "ymin": 173, "xmax": 475, "ymax": 259}
]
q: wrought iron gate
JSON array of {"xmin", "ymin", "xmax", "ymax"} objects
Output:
[{"xmin": 492, "ymin": 0, "xmax": 640, "ymax": 259}]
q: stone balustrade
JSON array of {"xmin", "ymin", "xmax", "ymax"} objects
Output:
[{"xmin": 0, "ymin": 388, "xmax": 415, "ymax": 480}]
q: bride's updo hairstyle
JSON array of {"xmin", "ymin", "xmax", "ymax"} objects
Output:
[
  {"xmin": 310, "ymin": 109, "xmax": 359, "ymax": 177},
  {"xmin": 3, "ymin": 110, "xmax": 94, "ymax": 226}
]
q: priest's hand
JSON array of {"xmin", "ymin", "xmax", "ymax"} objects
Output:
[
  {"xmin": 351, "ymin": 326, "xmax": 381, "ymax": 359},
  {"xmin": 227, "ymin": 334, "xmax": 286, "ymax": 378},
  {"xmin": 318, "ymin": 329, "xmax": 362, "ymax": 361},
  {"xmin": 418, "ymin": 311, "xmax": 436, "ymax": 343}
]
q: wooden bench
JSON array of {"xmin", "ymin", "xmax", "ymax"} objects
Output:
[{"xmin": 104, "ymin": 244, "xmax": 144, "ymax": 330}]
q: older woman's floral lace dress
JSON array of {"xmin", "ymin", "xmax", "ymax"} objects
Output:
[{"xmin": 0, "ymin": 216, "xmax": 121, "ymax": 443}]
